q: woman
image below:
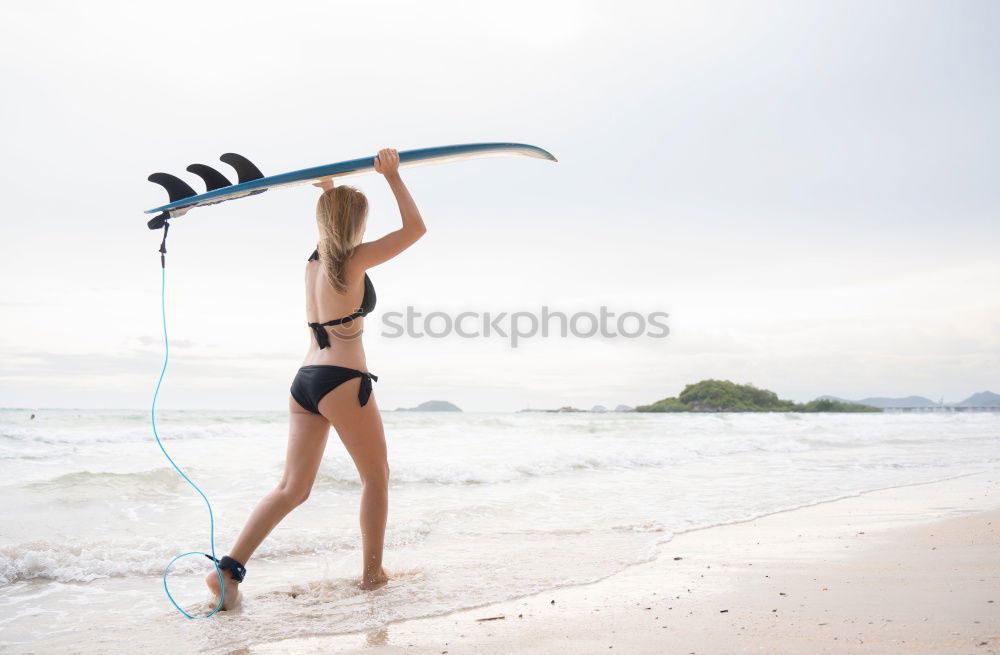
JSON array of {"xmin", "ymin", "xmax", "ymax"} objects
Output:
[{"xmin": 205, "ymin": 147, "xmax": 426, "ymax": 609}]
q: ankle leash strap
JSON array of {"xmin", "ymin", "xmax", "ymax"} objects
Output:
[{"xmin": 205, "ymin": 554, "xmax": 246, "ymax": 583}]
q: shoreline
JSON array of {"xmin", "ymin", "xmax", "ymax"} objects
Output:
[{"xmin": 253, "ymin": 469, "xmax": 999, "ymax": 654}]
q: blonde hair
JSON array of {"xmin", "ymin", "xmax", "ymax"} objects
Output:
[{"xmin": 315, "ymin": 185, "xmax": 368, "ymax": 293}]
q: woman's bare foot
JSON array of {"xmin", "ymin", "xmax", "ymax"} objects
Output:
[
  {"xmin": 205, "ymin": 567, "xmax": 242, "ymax": 611},
  {"xmin": 358, "ymin": 567, "xmax": 388, "ymax": 590}
]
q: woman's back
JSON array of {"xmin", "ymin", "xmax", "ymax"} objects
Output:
[{"xmin": 302, "ymin": 249, "xmax": 372, "ymax": 368}]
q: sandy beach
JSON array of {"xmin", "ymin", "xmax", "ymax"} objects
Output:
[{"xmin": 253, "ymin": 470, "xmax": 999, "ymax": 655}]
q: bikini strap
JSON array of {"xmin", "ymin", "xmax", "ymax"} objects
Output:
[
  {"xmin": 308, "ymin": 322, "xmax": 331, "ymax": 349},
  {"xmin": 358, "ymin": 371, "xmax": 379, "ymax": 406},
  {"xmin": 308, "ymin": 311, "xmax": 365, "ymax": 349}
]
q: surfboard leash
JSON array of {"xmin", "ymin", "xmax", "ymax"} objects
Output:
[{"xmin": 150, "ymin": 219, "xmax": 227, "ymax": 618}]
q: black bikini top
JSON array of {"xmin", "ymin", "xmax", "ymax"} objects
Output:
[{"xmin": 307, "ymin": 248, "xmax": 376, "ymax": 349}]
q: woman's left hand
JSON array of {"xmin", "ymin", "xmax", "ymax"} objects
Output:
[{"xmin": 313, "ymin": 178, "xmax": 334, "ymax": 191}]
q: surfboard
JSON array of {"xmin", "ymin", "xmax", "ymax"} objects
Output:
[{"xmin": 145, "ymin": 142, "xmax": 557, "ymax": 229}]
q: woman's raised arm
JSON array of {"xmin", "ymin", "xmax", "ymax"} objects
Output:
[{"xmin": 351, "ymin": 148, "xmax": 427, "ymax": 270}]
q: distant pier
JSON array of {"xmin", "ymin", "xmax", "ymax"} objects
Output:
[{"xmin": 888, "ymin": 405, "xmax": 999, "ymax": 413}]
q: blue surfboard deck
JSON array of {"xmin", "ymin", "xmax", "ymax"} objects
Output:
[{"xmin": 145, "ymin": 142, "xmax": 556, "ymax": 228}]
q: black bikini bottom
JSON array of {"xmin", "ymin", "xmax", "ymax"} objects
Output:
[{"xmin": 290, "ymin": 365, "xmax": 378, "ymax": 414}]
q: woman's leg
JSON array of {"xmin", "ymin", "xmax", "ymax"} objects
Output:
[
  {"xmin": 205, "ymin": 396, "xmax": 331, "ymax": 608},
  {"xmin": 317, "ymin": 378, "xmax": 389, "ymax": 589}
]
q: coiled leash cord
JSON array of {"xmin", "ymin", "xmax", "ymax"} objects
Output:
[{"xmin": 150, "ymin": 220, "xmax": 227, "ymax": 618}]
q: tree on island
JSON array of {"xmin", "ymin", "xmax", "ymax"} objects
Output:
[{"xmin": 636, "ymin": 379, "xmax": 881, "ymax": 413}]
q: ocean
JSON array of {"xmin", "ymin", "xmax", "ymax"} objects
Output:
[{"xmin": 1, "ymin": 408, "xmax": 997, "ymax": 653}]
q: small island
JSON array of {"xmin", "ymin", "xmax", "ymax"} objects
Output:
[
  {"xmin": 636, "ymin": 380, "xmax": 881, "ymax": 413},
  {"xmin": 395, "ymin": 400, "xmax": 462, "ymax": 412}
]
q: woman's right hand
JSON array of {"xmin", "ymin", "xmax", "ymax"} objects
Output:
[{"xmin": 373, "ymin": 148, "xmax": 400, "ymax": 177}]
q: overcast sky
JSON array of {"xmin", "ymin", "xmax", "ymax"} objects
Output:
[{"xmin": 1, "ymin": 0, "xmax": 997, "ymax": 411}]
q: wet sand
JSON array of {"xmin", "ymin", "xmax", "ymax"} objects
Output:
[{"xmin": 252, "ymin": 470, "xmax": 999, "ymax": 654}]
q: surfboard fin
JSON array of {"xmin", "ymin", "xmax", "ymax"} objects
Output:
[
  {"xmin": 148, "ymin": 172, "xmax": 198, "ymax": 203},
  {"xmin": 186, "ymin": 164, "xmax": 233, "ymax": 191},
  {"xmin": 220, "ymin": 153, "xmax": 265, "ymax": 183}
]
